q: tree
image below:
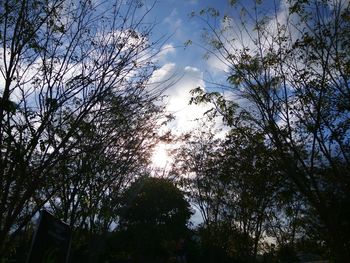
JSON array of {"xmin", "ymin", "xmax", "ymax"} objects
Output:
[
  {"xmin": 172, "ymin": 123, "xmax": 283, "ymax": 262},
  {"xmin": 0, "ymin": 0, "xmax": 164, "ymax": 254},
  {"xmin": 116, "ymin": 176, "xmax": 193, "ymax": 261},
  {"xmin": 191, "ymin": 0, "xmax": 350, "ymax": 261},
  {"xmin": 47, "ymin": 92, "xmax": 165, "ymax": 232},
  {"xmin": 221, "ymin": 128, "xmax": 283, "ymax": 260},
  {"xmin": 171, "ymin": 124, "xmax": 224, "ymax": 228}
]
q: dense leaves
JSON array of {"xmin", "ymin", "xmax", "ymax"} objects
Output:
[
  {"xmin": 116, "ymin": 177, "xmax": 193, "ymax": 261},
  {"xmin": 171, "ymin": 124, "xmax": 291, "ymax": 262}
]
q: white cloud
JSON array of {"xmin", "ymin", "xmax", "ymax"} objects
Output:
[
  {"xmin": 149, "ymin": 63, "xmax": 177, "ymax": 86},
  {"xmin": 184, "ymin": 66, "xmax": 198, "ymax": 72},
  {"xmin": 163, "ymin": 8, "xmax": 184, "ymax": 39},
  {"xmin": 164, "ymin": 66, "xmax": 211, "ymax": 133},
  {"xmin": 205, "ymin": 0, "xmax": 294, "ymax": 75},
  {"xmin": 156, "ymin": 43, "xmax": 176, "ymax": 63},
  {"xmin": 149, "ymin": 62, "xmax": 227, "ymax": 134},
  {"xmin": 207, "ymin": 55, "xmax": 230, "ymax": 74}
]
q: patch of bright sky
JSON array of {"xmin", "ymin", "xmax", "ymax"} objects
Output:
[
  {"xmin": 147, "ymin": 0, "xmax": 281, "ymax": 167},
  {"xmin": 147, "ymin": 0, "xmax": 233, "ymax": 70},
  {"xmin": 144, "ymin": 0, "xmax": 302, "ymax": 153}
]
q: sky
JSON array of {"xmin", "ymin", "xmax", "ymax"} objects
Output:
[
  {"xmin": 145, "ymin": 0, "xmax": 234, "ymax": 134},
  {"xmin": 142, "ymin": 0, "xmax": 306, "ymax": 143},
  {"xmin": 144, "ymin": 0, "xmax": 238, "ymax": 225},
  {"xmin": 146, "ymin": 0, "xmax": 257, "ymax": 167},
  {"xmin": 143, "ymin": 0, "xmax": 285, "ymax": 135},
  {"xmin": 132, "ymin": 0, "xmax": 310, "ymax": 225}
]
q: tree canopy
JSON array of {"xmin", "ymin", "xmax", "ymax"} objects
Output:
[
  {"xmin": 190, "ymin": 0, "xmax": 350, "ymax": 261},
  {"xmin": 0, "ymin": 0, "xmax": 167, "ymax": 258},
  {"xmin": 117, "ymin": 176, "xmax": 193, "ymax": 261},
  {"xmin": 1, "ymin": 0, "xmax": 349, "ymax": 262}
]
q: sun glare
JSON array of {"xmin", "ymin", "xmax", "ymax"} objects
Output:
[{"xmin": 151, "ymin": 143, "xmax": 172, "ymax": 169}]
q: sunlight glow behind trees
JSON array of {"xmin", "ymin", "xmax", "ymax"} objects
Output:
[{"xmin": 151, "ymin": 143, "xmax": 173, "ymax": 169}]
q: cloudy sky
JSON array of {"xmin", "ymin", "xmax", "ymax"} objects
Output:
[
  {"xmin": 144, "ymin": 0, "xmax": 288, "ymax": 134},
  {"xmin": 144, "ymin": 0, "xmax": 236, "ymax": 133}
]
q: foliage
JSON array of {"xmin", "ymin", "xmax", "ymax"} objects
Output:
[
  {"xmin": 171, "ymin": 122, "xmax": 290, "ymax": 262},
  {"xmin": 0, "ymin": 0, "xmax": 165, "ymax": 257},
  {"xmin": 47, "ymin": 92, "xmax": 164, "ymax": 233},
  {"xmin": 115, "ymin": 176, "xmax": 193, "ymax": 261},
  {"xmin": 191, "ymin": 0, "xmax": 350, "ymax": 261}
]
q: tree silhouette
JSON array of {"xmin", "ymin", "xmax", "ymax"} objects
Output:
[
  {"xmin": 0, "ymin": 0, "xmax": 165, "ymax": 256},
  {"xmin": 117, "ymin": 177, "xmax": 193, "ymax": 261},
  {"xmin": 190, "ymin": 0, "xmax": 350, "ymax": 261}
]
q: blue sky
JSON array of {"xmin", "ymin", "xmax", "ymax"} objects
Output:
[
  {"xmin": 148, "ymin": 0, "xmax": 234, "ymax": 70},
  {"xmin": 142, "ymin": 0, "xmax": 236, "ymax": 134},
  {"xmin": 141, "ymin": 0, "xmax": 288, "ymax": 134}
]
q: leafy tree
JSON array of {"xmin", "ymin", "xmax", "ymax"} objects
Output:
[
  {"xmin": 196, "ymin": 222, "xmax": 253, "ymax": 263},
  {"xmin": 47, "ymin": 92, "xmax": 165, "ymax": 232},
  {"xmin": 172, "ymin": 123, "xmax": 284, "ymax": 262},
  {"xmin": 116, "ymin": 176, "xmax": 193, "ymax": 261},
  {"xmin": 171, "ymin": 124, "xmax": 224, "ymax": 227},
  {"xmin": 0, "ymin": 0, "xmax": 164, "ymax": 255},
  {"xmin": 191, "ymin": 0, "xmax": 350, "ymax": 261},
  {"xmin": 220, "ymin": 128, "xmax": 282, "ymax": 260}
]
